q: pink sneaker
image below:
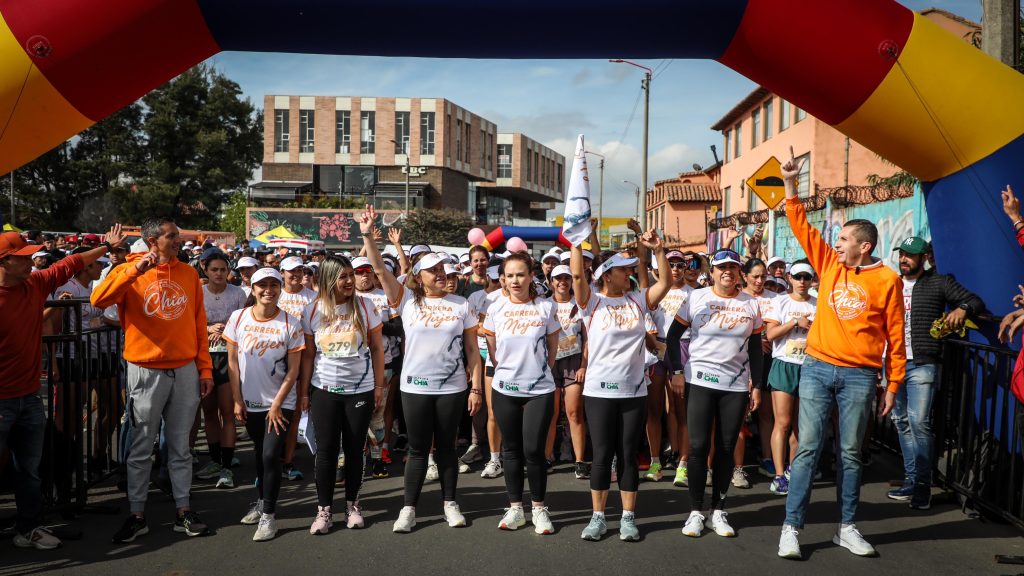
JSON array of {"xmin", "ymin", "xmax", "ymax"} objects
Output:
[
  {"xmin": 310, "ymin": 506, "xmax": 333, "ymax": 535},
  {"xmin": 346, "ymin": 501, "xmax": 364, "ymax": 529}
]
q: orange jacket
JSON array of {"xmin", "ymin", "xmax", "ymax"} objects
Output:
[
  {"xmin": 785, "ymin": 197, "xmax": 906, "ymax": 391},
  {"xmin": 92, "ymin": 253, "xmax": 213, "ymax": 380}
]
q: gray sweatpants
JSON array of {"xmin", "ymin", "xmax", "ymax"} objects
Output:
[{"xmin": 126, "ymin": 361, "xmax": 200, "ymax": 513}]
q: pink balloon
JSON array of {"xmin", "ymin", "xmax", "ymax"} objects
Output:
[
  {"xmin": 507, "ymin": 237, "xmax": 528, "ymax": 254},
  {"xmin": 467, "ymin": 228, "xmax": 487, "ymax": 246}
]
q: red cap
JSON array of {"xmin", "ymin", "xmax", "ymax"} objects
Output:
[
  {"xmin": 65, "ymin": 235, "xmax": 79, "ymax": 243},
  {"xmin": 82, "ymin": 233, "xmax": 100, "ymax": 245},
  {"xmin": 0, "ymin": 232, "xmax": 40, "ymax": 258}
]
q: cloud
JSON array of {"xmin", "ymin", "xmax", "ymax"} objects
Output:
[
  {"xmin": 572, "ymin": 67, "xmax": 591, "ymax": 86},
  {"xmin": 529, "ymin": 66, "xmax": 560, "ymax": 78}
]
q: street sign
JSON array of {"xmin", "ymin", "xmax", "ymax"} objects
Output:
[{"xmin": 746, "ymin": 156, "xmax": 786, "ymax": 209}]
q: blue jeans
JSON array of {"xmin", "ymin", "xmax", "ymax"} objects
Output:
[
  {"xmin": 891, "ymin": 361, "xmax": 937, "ymax": 487},
  {"xmin": 784, "ymin": 356, "xmax": 877, "ymax": 528},
  {"xmin": 0, "ymin": 393, "xmax": 46, "ymax": 533}
]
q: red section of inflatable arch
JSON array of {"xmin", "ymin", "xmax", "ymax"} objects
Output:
[
  {"xmin": 0, "ymin": 0, "xmax": 220, "ymax": 121},
  {"xmin": 718, "ymin": 0, "xmax": 914, "ymax": 125}
]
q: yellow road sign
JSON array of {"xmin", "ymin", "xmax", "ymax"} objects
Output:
[{"xmin": 746, "ymin": 156, "xmax": 786, "ymax": 209}]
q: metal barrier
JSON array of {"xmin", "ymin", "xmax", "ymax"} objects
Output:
[{"xmin": 36, "ymin": 299, "xmax": 124, "ymax": 516}]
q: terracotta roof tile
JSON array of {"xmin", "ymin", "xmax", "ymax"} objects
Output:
[{"xmin": 663, "ymin": 183, "xmax": 721, "ymax": 203}]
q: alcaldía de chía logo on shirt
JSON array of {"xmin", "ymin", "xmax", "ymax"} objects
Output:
[
  {"xmin": 828, "ymin": 281, "xmax": 868, "ymax": 321},
  {"xmin": 143, "ymin": 279, "xmax": 188, "ymax": 320}
]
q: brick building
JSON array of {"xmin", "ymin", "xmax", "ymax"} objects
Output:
[
  {"xmin": 253, "ymin": 95, "xmax": 563, "ymax": 224},
  {"xmin": 645, "ymin": 163, "xmax": 722, "ymax": 253}
]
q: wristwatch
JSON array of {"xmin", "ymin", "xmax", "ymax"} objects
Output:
[{"xmin": 672, "ymin": 370, "xmax": 685, "ymax": 376}]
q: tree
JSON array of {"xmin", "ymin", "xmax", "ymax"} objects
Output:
[
  {"xmin": 219, "ymin": 190, "xmax": 249, "ymax": 240},
  {"xmin": 396, "ymin": 208, "xmax": 474, "ymax": 246}
]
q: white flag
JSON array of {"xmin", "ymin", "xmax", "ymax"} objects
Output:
[{"xmin": 561, "ymin": 135, "xmax": 592, "ymax": 246}]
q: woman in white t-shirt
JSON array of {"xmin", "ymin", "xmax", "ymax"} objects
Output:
[
  {"xmin": 358, "ymin": 206, "xmax": 483, "ymax": 533},
  {"xmin": 573, "ymin": 232, "xmax": 672, "ymax": 542},
  {"xmin": 224, "ymin": 268, "xmax": 305, "ymax": 542},
  {"xmin": 738, "ymin": 258, "xmax": 776, "ymax": 487},
  {"xmin": 479, "ymin": 252, "xmax": 562, "ymax": 535},
  {"xmin": 465, "ymin": 266, "xmax": 504, "ymax": 478},
  {"xmin": 548, "ymin": 264, "xmax": 588, "ymax": 480},
  {"xmin": 300, "ymin": 256, "xmax": 385, "ymax": 534},
  {"xmin": 764, "ymin": 261, "xmax": 817, "ymax": 496},
  {"xmin": 197, "ymin": 251, "xmax": 247, "ymax": 489},
  {"xmin": 667, "ymin": 248, "xmax": 765, "ymax": 539}
]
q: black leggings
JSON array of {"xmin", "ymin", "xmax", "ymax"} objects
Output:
[
  {"xmin": 402, "ymin": 390, "xmax": 466, "ymax": 506},
  {"xmin": 310, "ymin": 388, "xmax": 374, "ymax": 505},
  {"xmin": 585, "ymin": 395, "xmax": 646, "ymax": 492},
  {"xmin": 492, "ymin": 391, "xmax": 554, "ymax": 503},
  {"xmin": 245, "ymin": 408, "xmax": 294, "ymax": 514},
  {"xmin": 686, "ymin": 384, "xmax": 748, "ymax": 511}
]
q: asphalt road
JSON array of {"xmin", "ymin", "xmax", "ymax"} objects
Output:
[{"xmin": 2, "ymin": 441, "xmax": 1021, "ymax": 576}]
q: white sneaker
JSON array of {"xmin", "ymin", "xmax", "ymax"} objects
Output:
[
  {"xmin": 443, "ymin": 502, "xmax": 467, "ymax": 527},
  {"xmin": 253, "ymin": 513, "xmax": 277, "ymax": 542},
  {"xmin": 681, "ymin": 511, "xmax": 705, "ymax": 537},
  {"xmin": 240, "ymin": 500, "xmax": 263, "ymax": 525},
  {"xmin": 498, "ymin": 506, "xmax": 526, "ymax": 530},
  {"xmin": 531, "ymin": 506, "xmax": 554, "ymax": 535},
  {"xmin": 393, "ymin": 506, "xmax": 416, "ymax": 533},
  {"xmin": 778, "ymin": 524, "xmax": 802, "ymax": 559},
  {"xmin": 458, "ymin": 462, "xmax": 471, "ymax": 474},
  {"xmin": 710, "ymin": 510, "xmax": 735, "ymax": 537},
  {"xmin": 481, "ymin": 460, "xmax": 503, "ymax": 479},
  {"xmin": 13, "ymin": 526, "xmax": 61, "ymax": 549},
  {"xmin": 425, "ymin": 462, "xmax": 439, "ymax": 481},
  {"xmin": 216, "ymin": 468, "xmax": 235, "ymax": 489},
  {"xmin": 731, "ymin": 467, "xmax": 750, "ymax": 489},
  {"xmin": 833, "ymin": 524, "xmax": 877, "ymax": 556}
]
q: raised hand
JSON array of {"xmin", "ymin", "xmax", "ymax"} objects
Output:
[
  {"xmin": 722, "ymin": 227, "xmax": 741, "ymax": 247},
  {"xmin": 1002, "ymin": 185, "xmax": 1021, "ymax": 223},
  {"xmin": 388, "ymin": 227, "xmax": 402, "ymax": 246},
  {"xmin": 638, "ymin": 230, "xmax": 662, "ymax": 250},
  {"xmin": 781, "ymin": 146, "xmax": 805, "ymax": 181},
  {"xmin": 103, "ymin": 223, "xmax": 126, "ymax": 248},
  {"xmin": 626, "ymin": 218, "xmax": 643, "ymax": 234},
  {"xmin": 359, "ymin": 204, "xmax": 377, "ymax": 236},
  {"xmin": 135, "ymin": 249, "xmax": 158, "ymax": 273}
]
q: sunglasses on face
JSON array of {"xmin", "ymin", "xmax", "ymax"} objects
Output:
[{"xmin": 792, "ymin": 273, "xmax": 813, "ymax": 281}]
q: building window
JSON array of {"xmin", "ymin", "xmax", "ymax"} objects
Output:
[
  {"xmin": 395, "ymin": 111, "xmax": 410, "ymax": 154},
  {"xmin": 464, "ymin": 122, "xmax": 472, "ymax": 165},
  {"xmin": 747, "ymin": 182, "xmax": 758, "ymax": 212},
  {"xmin": 733, "ymin": 122, "xmax": 742, "ymax": 158},
  {"xmin": 526, "ymin": 149, "xmax": 532, "ymax": 183},
  {"xmin": 795, "ymin": 107, "xmax": 807, "ymax": 122},
  {"xmin": 335, "ymin": 111, "xmax": 350, "ymax": 153},
  {"xmin": 780, "ymin": 100, "xmax": 791, "ymax": 131},
  {"xmin": 486, "ymin": 133, "xmax": 493, "ymax": 171},
  {"xmin": 445, "ymin": 113, "xmax": 451, "ymax": 159},
  {"xmin": 534, "ymin": 151, "xmax": 540, "ymax": 184},
  {"xmin": 274, "ymin": 109, "xmax": 289, "ymax": 153},
  {"xmin": 455, "ymin": 120, "xmax": 462, "ymax": 161},
  {"xmin": 751, "ymin": 109, "xmax": 761, "ymax": 148},
  {"xmin": 480, "ymin": 129, "xmax": 486, "ymax": 167},
  {"xmin": 299, "ymin": 110, "xmax": 315, "ymax": 153},
  {"xmin": 724, "ymin": 129, "xmax": 731, "ymax": 163},
  {"xmin": 360, "ymin": 111, "xmax": 375, "ymax": 154},
  {"xmin": 420, "ymin": 112, "xmax": 435, "ymax": 155},
  {"xmin": 796, "ymin": 152, "xmax": 811, "ymax": 197},
  {"xmin": 763, "ymin": 100, "xmax": 773, "ymax": 142},
  {"xmin": 497, "ymin": 144, "xmax": 512, "ymax": 178},
  {"xmin": 557, "ymin": 163, "xmax": 563, "ymax": 193},
  {"xmin": 723, "ymin": 186, "xmax": 731, "ymax": 216}
]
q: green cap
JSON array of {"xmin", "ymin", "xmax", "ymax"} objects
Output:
[{"xmin": 894, "ymin": 236, "xmax": 931, "ymax": 255}]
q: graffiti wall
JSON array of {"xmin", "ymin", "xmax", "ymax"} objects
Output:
[
  {"xmin": 247, "ymin": 208, "xmax": 402, "ymax": 249},
  {"xmin": 772, "ymin": 185, "xmax": 930, "ymax": 273}
]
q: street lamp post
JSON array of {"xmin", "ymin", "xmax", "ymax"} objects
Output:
[
  {"xmin": 584, "ymin": 150, "xmax": 605, "ymax": 242},
  {"xmin": 610, "ymin": 59, "xmax": 652, "ymax": 230},
  {"xmin": 624, "ymin": 180, "xmax": 640, "ymax": 221}
]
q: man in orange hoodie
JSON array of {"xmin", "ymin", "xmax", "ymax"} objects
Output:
[
  {"xmin": 775, "ymin": 148, "xmax": 905, "ymax": 561},
  {"xmin": 92, "ymin": 218, "xmax": 214, "ymax": 543}
]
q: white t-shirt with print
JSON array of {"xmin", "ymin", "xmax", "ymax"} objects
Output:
[
  {"xmin": 654, "ymin": 285, "xmax": 693, "ymax": 339},
  {"xmin": 223, "ymin": 308, "xmax": 305, "ymax": 411},
  {"xmin": 580, "ymin": 288, "xmax": 653, "ymax": 399},
  {"xmin": 302, "ymin": 295, "xmax": 382, "ymax": 396},
  {"xmin": 903, "ymin": 278, "xmax": 916, "ymax": 361},
  {"xmin": 764, "ymin": 294, "xmax": 817, "ymax": 365},
  {"xmin": 362, "ymin": 288, "xmax": 400, "ymax": 365},
  {"xmin": 481, "ymin": 295, "xmax": 561, "ymax": 397},
  {"xmin": 204, "ymin": 283, "xmax": 247, "ymax": 352},
  {"xmin": 678, "ymin": 287, "xmax": 763, "ymax": 392},
  {"xmin": 278, "ymin": 287, "xmax": 317, "ymax": 320},
  {"xmin": 552, "ymin": 298, "xmax": 583, "ymax": 360},
  {"xmin": 468, "ymin": 289, "xmax": 501, "ymax": 368},
  {"xmin": 394, "ymin": 288, "xmax": 478, "ymax": 395}
]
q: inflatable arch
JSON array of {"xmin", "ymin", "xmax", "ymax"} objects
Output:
[{"xmin": 1, "ymin": 0, "xmax": 1022, "ymax": 315}]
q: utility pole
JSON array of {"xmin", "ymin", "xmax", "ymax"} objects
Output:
[
  {"xmin": 610, "ymin": 59, "xmax": 653, "ymax": 229},
  {"xmin": 585, "ymin": 150, "xmax": 606, "ymax": 243},
  {"xmin": 982, "ymin": 0, "xmax": 1021, "ymax": 69}
]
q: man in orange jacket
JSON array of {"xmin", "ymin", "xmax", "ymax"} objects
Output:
[
  {"xmin": 775, "ymin": 148, "xmax": 905, "ymax": 561},
  {"xmin": 92, "ymin": 218, "xmax": 214, "ymax": 543}
]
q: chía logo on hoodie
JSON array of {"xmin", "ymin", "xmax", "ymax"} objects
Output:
[
  {"xmin": 828, "ymin": 281, "xmax": 867, "ymax": 321},
  {"xmin": 143, "ymin": 279, "xmax": 189, "ymax": 320}
]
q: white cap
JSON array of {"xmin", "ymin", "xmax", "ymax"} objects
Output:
[
  {"xmin": 459, "ymin": 253, "xmax": 471, "ymax": 263},
  {"xmin": 307, "ymin": 261, "xmax": 320, "ymax": 269},
  {"xmin": 444, "ymin": 263, "xmax": 458, "ymax": 276},
  {"xmin": 409, "ymin": 244, "xmax": 431, "ymax": 257},
  {"xmin": 767, "ymin": 276, "xmax": 790, "ymax": 290},
  {"xmin": 350, "ymin": 256, "xmax": 372, "ymax": 269},
  {"xmin": 184, "ymin": 241, "xmax": 194, "ymax": 247},
  {"xmin": 280, "ymin": 256, "xmax": 305, "ymax": 271},
  {"xmin": 789, "ymin": 262, "xmax": 815, "ymax": 277},
  {"xmin": 550, "ymin": 265, "xmax": 571, "ymax": 278},
  {"xmin": 251, "ymin": 268, "xmax": 283, "ymax": 285},
  {"xmin": 383, "ymin": 259, "xmax": 396, "ymax": 274},
  {"xmin": 236, "ymin": 256, "xmax": 259, "ymax": 269},
  {"xmin": 191, "ymin": 246, "xmax": 203, "ymax": 252},
  {"xmin": 461, "ymin": 266, "xmax": 472, "ymax": 275},
  {"xmin": 710, "ymin": 249, "xmax": 742, "ymax": 267},
  {"xmin": 31, "ymin": 251, "xmax": 48, "ymax": 259},
  {"xmin": 542, "ymin": 249, "xmax": 562, "ymax": 263},
  {"xmin": 486, "ymin": 265, "xmax": 500, "ymax": 280},
  {"xmin": 594, "ymin": 254, "xmax": 639, "ymax": 279},
  {"xmin": 559, "ymin": 250, "xmax": 593, "ymax": 263},
  {"xmin": 766, "ymin": 256, "xmax": 786, "ymax": 267},
  {"xmin": 413, "ymin": 253, "xmax": 447, "ymax": 274},
  {"xmin": 498, "ymin": 250, "xmax": 511, "ymax": 259},
  {"xmin": 130, "ymin": 238, "xmax": 149, "ymax": 254}
]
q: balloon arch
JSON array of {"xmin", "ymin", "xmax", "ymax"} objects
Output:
[{"xmin": 0, "ymin": 0, "xmax": 1021, "ymax": 314}]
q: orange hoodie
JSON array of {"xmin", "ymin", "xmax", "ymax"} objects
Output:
[
  {"xmin": 785, "ymin": 197, "xmax": 906, "ymax": 392},
  {"xmin": 92, "ymin": 253, "xmax": 213, "ymax": 380}
]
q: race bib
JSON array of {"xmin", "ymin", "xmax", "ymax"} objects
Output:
[
  {"xmin": 784, "ymin": 338, "xmax": 808, "ymax": 361},
  {"xmin": 317, "ymin": 329, "xmax": 358, "ymax": 359},
  {"xmin": 556, "ymin": 333, "xmax": 582, "ymax": 359},
  {"xmin": 209, "ymin": 340, "xmax": 227, "ymax": 353}
]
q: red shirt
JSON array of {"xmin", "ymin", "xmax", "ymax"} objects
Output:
[{"xmin": 0, "ymin": 255, "xmax": 82, "ymax": 399}]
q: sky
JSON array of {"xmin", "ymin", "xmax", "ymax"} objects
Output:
[{"xmin": 206, "ymin": 0, "xmax": 983, "ymax": 220}]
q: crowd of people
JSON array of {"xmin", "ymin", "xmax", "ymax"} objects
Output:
[{"xmin": 2, "ymin": 156, "xmax": 1015, "ymax": 559}]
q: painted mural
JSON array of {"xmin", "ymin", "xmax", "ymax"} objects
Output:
[{"xmin": 246, "ymin": 208, "xmax": 401, "ymax": 249}]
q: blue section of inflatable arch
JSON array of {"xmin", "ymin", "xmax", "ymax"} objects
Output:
[{"xmin": 196, "ymin": 0, "xmax": 749, "ymax": 58}]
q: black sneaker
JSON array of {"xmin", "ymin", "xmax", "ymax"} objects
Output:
[
  {"xmin": 112, "ymin": 515, "xmax": 149, "ymax": 543},
  {"xmin": 393, "ymin": 434, "xmax": 408, "ymax": 452},
  {"xmin": 174, "ymin": 511, "xmax": 210, "ymax": 537},
  {"xmin": 371, "ymin": 458, "xmax": 389, "ymax": 479},
  {"xmin": 909, "ymin": 486, "xmax": 932, "ymax": 510},
  {"xmin": 574, "ymin": 461, "xmax": 591, "ymax": 480}
]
